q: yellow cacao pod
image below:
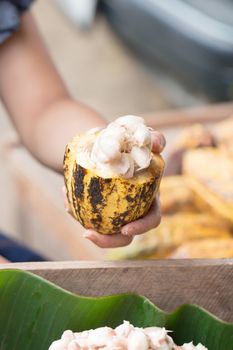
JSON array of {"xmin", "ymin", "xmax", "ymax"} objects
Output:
[{"xmin": 63, "ymin": 135, "xmax": 164, "ymax": 234}]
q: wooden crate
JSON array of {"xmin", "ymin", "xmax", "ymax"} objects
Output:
[{"xmin": 0, "ymin": 259, "xmax": 233, "ymax": 323}]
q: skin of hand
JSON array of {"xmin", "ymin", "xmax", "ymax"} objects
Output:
[{"xmin": 64, "ymin": 131, "xmax": 166, "ymax": 248}]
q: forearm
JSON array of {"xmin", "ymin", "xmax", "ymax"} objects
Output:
[
  {"xmin": 0, "ymin": 11, "xmax": 105, "ymax": 172},
  {"xmin": 30, "ymin": 98, "xmax": 105, "ymax": 172}
]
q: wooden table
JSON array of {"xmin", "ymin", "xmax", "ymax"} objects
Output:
[{"xmin": 1, "ymin": 259, "xmax": 233, "ymax": 323}]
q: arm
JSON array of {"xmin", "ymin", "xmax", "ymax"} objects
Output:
[
  {"xmin": 0, "ymin": 11, "xmax": 105, "ymax": 173},
  {"xmin": 0, "ymin": 12, "xmax": 165, "ymax": 248}
]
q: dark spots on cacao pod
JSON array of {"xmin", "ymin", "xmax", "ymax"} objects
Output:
[
  {"xmin": 72, "ymin": 195, "xmax": 84, "ymax": 225},
  {"xmin": 74, "ymin": 165, "xmax": 86, "ymax": 199},
  {"xmin": 63, "ymin": 147, "xmax": 70, "ymax": 163},
  {"xmin": 91, "ymin": 214, "xmax": 102, "ymax": 230},
  {"xmin": 139, "ymin": 182, "xmax": 155, "ymax": 201},
  {"xmin": 154, "ymin": 173, "xmax": 161, "ymax": 181},
  {"xmin": 104, "ymin": 178, "xmax": 112, "ymax": 183},
  {"xmin": 126, "ymin": 195, "xmax": 134, "ymax": 203},
  {"xmin": 128, "ymin": 185, "xmax": 134, "ymax": 193},
  {"xmin": 112, "ymin": 211, "xmax": 130, "ymax": 227},
  {"xmin": 139, "ymin": 186, "xmax": 147, "ymax": 201},
  {"xmin": 149, "ymin": 181, "xmax": 156, "ymax": 192},
  {"xmin": 105, "ymin": 183, "xmax": 116, "ymax": 200},
  {"xmin": 89, "ymin": 177, "xmax": 103, "ymax": 210}
]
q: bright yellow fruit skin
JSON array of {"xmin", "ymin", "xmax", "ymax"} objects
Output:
[{"xmin": 64, "ymin": 136, "xmax": 164, "ymax": 234}]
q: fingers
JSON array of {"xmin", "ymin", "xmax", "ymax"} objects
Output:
[
  {"xmin": 83, "ymin": 197, "xmax": 161, "ymax": 247},
  {"xmin": 83, "ymin": 230, "xmax": 134, "ymax": 248},
  {"xmin": 151, "ymin": 131, "xmax": 166, "ymax": 153},
  {"xmin": 121, "ymin": 197, "xmax": 161, "ymax": 236}
]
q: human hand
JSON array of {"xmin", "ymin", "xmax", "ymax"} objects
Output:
[{"xmin": 78, "ymin": 131, "xmax": 165, "ymax": 248}]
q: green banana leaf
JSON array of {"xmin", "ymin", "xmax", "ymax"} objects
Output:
[{"xmin": 0, "ymin": 269, "xmax": 232, "ymax": 350}]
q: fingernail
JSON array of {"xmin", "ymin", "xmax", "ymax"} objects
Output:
[
  {"xmin": 83, "ymin": 231, "xmax": 92, "ymax": 239},
  {"xmin": 121, "ymin": 227, "xmax": 132, "ymax": 236},
  {"xmin": 159, "ymin": 136, "xmax": 166, "ymax": 150}
]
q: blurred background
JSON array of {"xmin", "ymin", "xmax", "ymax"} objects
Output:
[{"xmin": 0, "ymin": 0, "xmax": 233, "ymax": 261}]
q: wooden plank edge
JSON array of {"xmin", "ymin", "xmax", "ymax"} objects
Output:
[{"xmin": 0, "ymin": 259, "xmax": 233, "ymax": 271}]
